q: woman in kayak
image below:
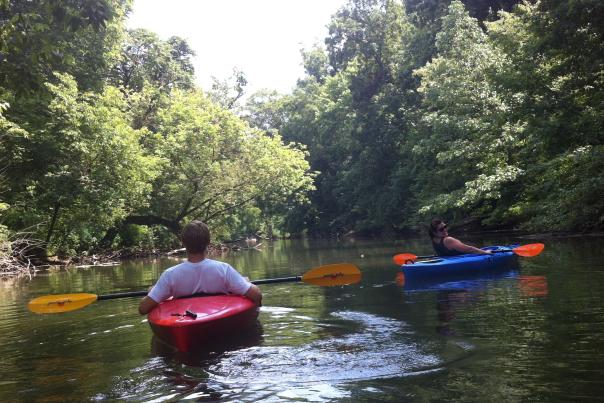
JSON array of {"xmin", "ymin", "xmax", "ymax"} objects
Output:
[
  {"xmin": 138, "ymin": 220, "xmax": 263, "ymax": 314},
  {"xmin": 429, "ymin": 219, "xmax": 492, "ymax": 256}
]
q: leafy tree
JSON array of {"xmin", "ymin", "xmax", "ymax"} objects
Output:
[
  {"xmin": 281, "ymin": 0, "xmax": 421, "ymax": 235},
  {"xmin": 108, "ymin": 28, "xmax": 196, "ymax": 132},
  {"xmin": 2, "ymin": 74, "xmax": 158, "ymax": 255},
  {"xmin": 207, "ymin": 68, "xmax": 248, "ymax": 111},
  {"xmin": 411, "ymin": 1, "xmax": 523, "ymax": 222},
  {"xmin": 0, "ymin": 0, "xmax": 130, "ymax": 94},
  {"xmin": 485, "ymin": 1, "xmax": 604, "ymax": 230},
  {"xmin": 300, "ymin": 44, "xmax": 334, "ymax": 84},
  {"xmin": 109, "ymin": 28, "xmax": 195, "ymax": 93},
  {"xmin": 242, "ymin": 89, "xmax": 288, "ymax": 135},
  {"xmin": 406, "ymin": 0, "xmax": 521, "ymax": 24},
  {"xmin": 103, "ymin": 89, "xmax": 314, "ymax": 243}
]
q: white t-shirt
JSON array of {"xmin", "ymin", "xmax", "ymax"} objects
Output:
[{"xmin": 148, "ymin": 258, "xmax": 252, "ymax": 303}]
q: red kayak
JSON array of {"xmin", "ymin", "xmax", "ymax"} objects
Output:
[{"xmin": 147, "ymin": 295, "xmax": 259, "ymax": 352}]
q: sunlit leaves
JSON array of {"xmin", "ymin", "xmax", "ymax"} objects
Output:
[
  {"xmin": 0, "ymin": 0, "xmax": 130, "ymax": 94},
  {"xmin": 2, "ymin": 73, "xmax": 159, "ymax": 253},
  {"xmin": 110, "ymin": 28, "xmax": 195, "ymax": 93},
  {"xmin": 141, "ymin": 89, "xmax": 314, "ymax": 237},
  {"xmin": 413, "ymin": 1, "xmax": 523, "ymax": 217}
]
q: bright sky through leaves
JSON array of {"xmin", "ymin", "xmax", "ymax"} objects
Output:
[{"xmin": 126, "ymin": 0, "xmax": 347, "ymax": 95}]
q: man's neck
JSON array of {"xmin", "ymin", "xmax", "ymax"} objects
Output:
[{"xmin": 187, "ymin": 252, "xmax": 207, "ymax": 263}]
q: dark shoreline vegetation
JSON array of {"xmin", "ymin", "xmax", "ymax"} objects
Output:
[
  {"xmin": 4, "ymin": 228, "xmax": 602, "ymax": 278},
  {"xmin": 1, "ymin": 0, "xmax": 602, "ymax": 275}
]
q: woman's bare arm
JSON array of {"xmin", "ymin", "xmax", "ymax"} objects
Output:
[{"xmin": 445, "ymin": 237, "xmax": 491, "ymax": 254}]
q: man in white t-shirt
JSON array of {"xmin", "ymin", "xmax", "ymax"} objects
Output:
[{"xmin": 138, "ymin": 220, "xmax": 262, "ymax": 314}]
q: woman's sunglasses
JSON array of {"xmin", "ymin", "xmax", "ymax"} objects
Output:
[{"xmin": 437, "ymin": 224, "xmax": 448, "ymax": 232}]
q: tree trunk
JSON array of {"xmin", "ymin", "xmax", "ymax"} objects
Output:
[{"xmin": 45, "ymin": 202, "xmax": 60, "ymax": 245}]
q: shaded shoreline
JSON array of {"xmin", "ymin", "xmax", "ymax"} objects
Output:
[{"xmin": 6, "ymin": 230, "xmax": 604, "ymax": 278}]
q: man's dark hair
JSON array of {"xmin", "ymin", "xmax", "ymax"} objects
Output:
[{"xmin": 181, "ymin": 220, "xmax": 211, "ymax": 254}]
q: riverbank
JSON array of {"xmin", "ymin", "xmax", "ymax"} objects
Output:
[
  {"xmin": 6, "ymin": 230, "xmax": 602, "ymax": 278},
  {"xmin": 2, "ymin": 239, "xmax": 264, "ymax": 277}
]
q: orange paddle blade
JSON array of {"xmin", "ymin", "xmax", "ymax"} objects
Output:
[
  {"xmin": 301, "ymin": 263, "xmax": 361, "ymax": 286},
  {"xmin": 28, "ymin": 293, "xmax": 99, "ymax": 314},
  {"xmin": 513, "ymin": 243, "xmax": 545, "ymax": 257},
  {"xmin": 393, "ymin": 253, "xmax": 418, "ymax": 266}
]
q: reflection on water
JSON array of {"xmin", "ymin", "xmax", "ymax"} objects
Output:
[
  {"xmin": 397, "ymin": 265, "xmax": 550, "ymax": 339},
  {"xmin": 398, "ymin": 265, "xmax": 521, "ymax": 292},
  {"xmin": 518, "ymin": 275, "xmax": 549, "ymax": 298},
  {"xmin": 3, "ymin": 236, "xmax": 604, "ymax": 401},
  {"xmin": 150, "ymin": 321, "xmax": 265, "ymax": 366},
  {"xmin": 436, "ymin": 290, "xmax": 471, "ymax": 337}
]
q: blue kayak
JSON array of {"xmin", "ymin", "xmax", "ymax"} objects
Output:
[{"xmin": 401, "ymin": 245, "xmax": 519, "ymax": 278}]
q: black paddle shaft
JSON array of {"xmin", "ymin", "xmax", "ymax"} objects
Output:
[
  {"xmin": 97, "ymin": 290, "xmax": 149, "ymax": 300},
  {"xmin": 252, "ymin": 276, "xmax": 302, "ymax": 285}
]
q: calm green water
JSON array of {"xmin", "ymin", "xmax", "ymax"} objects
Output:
[{"xmin": 1, "ymin": 235, "xmax": 604, "ymax": 402}]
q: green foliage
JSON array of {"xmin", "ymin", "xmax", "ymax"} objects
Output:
[
  {"xmin": 413, "ymin": 1, "xmax": 524, "ymax": 218},
  {"xmin": 274, "ymin": 0, "xmax": 603, "ymax": 234},
  {"xmin": 206, "ymin": 68, "xmax": 248, "ymax": 111},
  {"xmin": 2, "ymin": 73, "xmax": 159, "ymax": 254},
  {"xmin": 117, "ymin": 224, "xmax": 154, "ymax": 249},
  {"xmin": 117, "ymin": 88, "xmax": 315, "ymax": 243},
  {"xmin": 215, "ymin": 206, "xmax": 263, "ymax": 241},
  {"xmin": 242, "ymin": 89, "xmax": 288, "ymax": 135},
  {"xmin": 1, "ymin": 0, "xmax": 602, "ymax": 262},
  {"xmin": 0, "ymin": 0, "xmax": 130, "ymax": 94},
  {"xmin": 109, "ymin": 28, "xmax": 195, "ymax": 93},
  {"xmin": 519, "ymin": 146, "xmax": 604, "ymax": 231},
  {"xmin": 0, "ymin": 2, "xmax": 314, "ymax": 256}
]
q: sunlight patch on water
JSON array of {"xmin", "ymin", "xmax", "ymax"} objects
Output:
[
  {"xmin": 261, "ymin": 306, "xmax": 296, "ymax": 318},
  {"xmin": 276, "ymin": 383, "xmax": 351, "ymax": 401}
]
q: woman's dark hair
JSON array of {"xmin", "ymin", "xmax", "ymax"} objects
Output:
[
  {"xmin": 181, "ymin": 220, "xmax": 211, "ymax": 254},
  {"xmin": 429, "ymin": 218, "xmax": 445, "ymax": 238}
]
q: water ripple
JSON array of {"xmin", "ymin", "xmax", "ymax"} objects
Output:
[
  {"xmin": 209, "ymin": 310, "xmax": 441, "ymax": 385},
  {"xmin": 105, "ymin": 310, "xmax": 460, "ymax": 401}
]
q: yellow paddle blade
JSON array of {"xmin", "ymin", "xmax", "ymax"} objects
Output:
[
  {"xmin": 393, "ymin": 253, "xmax": 418, "ymax": 266},
  {"xmin": 301, "ymin": 263, "xmax": 361, "ymax": 286},
  {"xmin": 513, "ymin": 243, "xmax": 545, "ymax": 257},
  {"xmin": 28, "ymin": 293, "xmax": 98, "ymax": 314}
]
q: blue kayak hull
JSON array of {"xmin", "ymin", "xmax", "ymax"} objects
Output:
[{"xmin": 401, "ymin": 245, "xmax": 519, "ymax": 278}]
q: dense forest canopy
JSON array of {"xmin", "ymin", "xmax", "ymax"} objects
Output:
[
  {"xmin": 0, "ymin": 0, "xmax": 602, "ymax": 263},
  {"xmin": 259, "ymin": 0, "xmax": 603, "ymax": 236},
  {"xmin": 0, "ymin": 0, "xmax": 313, "ymax": 260}
]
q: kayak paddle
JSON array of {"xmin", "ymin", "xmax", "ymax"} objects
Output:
[
  {"xmin": 27, "ymin": 263, "xmax": 361, "ymax": 314},
  {"xmin": 392, "ymin": 243, "xmax": 545, "ymax": 266}
]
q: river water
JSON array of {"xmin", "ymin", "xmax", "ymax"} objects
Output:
[{"xmin": 1, "ymin": 234, "xmax": 603, "ymax": 402}]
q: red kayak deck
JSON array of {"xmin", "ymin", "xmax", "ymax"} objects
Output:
[{"xmin": 147, "ymin": 295, "xmax": 259, "ymax": 352}]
